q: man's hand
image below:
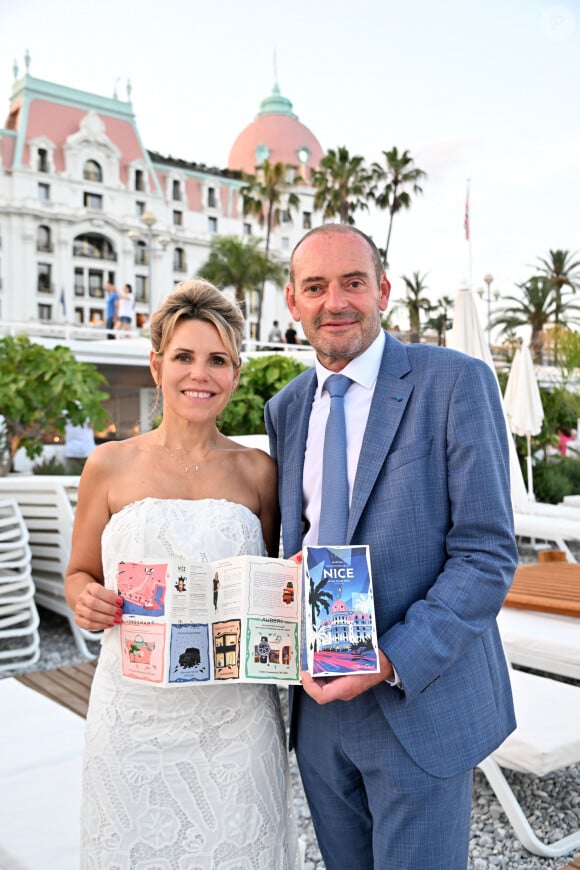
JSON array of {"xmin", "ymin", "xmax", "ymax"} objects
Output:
[{"xmin": 300, "ymin": 649, "xmax": 394, "ymax": 704}]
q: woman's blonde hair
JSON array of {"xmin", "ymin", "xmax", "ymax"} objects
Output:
[{"xmin": 149, "ymin": 278, "xmax": 245, "ymax": 367}]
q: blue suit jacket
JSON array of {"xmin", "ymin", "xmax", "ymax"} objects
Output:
[{"xmin": 265, "ymin": 333, "xmax": 517, "ymax": 778}]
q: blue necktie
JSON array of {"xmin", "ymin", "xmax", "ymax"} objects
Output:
[{"xmin": 318, "ymin": 374, "xmax": 353, "ymax": 545}]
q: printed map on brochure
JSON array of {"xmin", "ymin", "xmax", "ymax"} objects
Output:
[
  {"xmin": 116, "ymin": 555, "xmax": 301, "ymax": 686},
  {"xmin": 303, "ymin": 545, "xmax": 380, "ymax": 677}
]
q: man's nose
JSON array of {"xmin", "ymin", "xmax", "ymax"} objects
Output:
[{"xmin": 326, "ymin": 282, "xmax": 348, "ymax": 310}]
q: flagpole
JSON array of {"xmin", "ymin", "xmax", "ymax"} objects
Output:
[{"xmin": 464, "ymin": 179, "xmax": 472, "ymax": 289}]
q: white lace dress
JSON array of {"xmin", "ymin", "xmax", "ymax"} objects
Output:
[{"xmin": 81, "ymin": 498, "xmax": 301, "ymax": 870}]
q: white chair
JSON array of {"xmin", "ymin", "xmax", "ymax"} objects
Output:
[
  {"xmin": 513, "ymin": 510, "xmax": 580, "ymax": 562},
  {"xmin": 478, "ymin": 666, "xmax": 580, "ymax": 857},
  {"xmin": 0, "ymin": 498, "xmax": 40, "ymax": 671},
  {"xmin": 498, "ymin": 607, "xmax": 580, "ymax": 680},
  {"xmin": 0, "ymin": 479, "xmax": 101, "ymax": 659}
]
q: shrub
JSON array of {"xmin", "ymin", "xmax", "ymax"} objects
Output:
[
  {"xmin": 219, "ymin": 354, "xmax": 309, "ymax": 435},
  {"xmin": 532, "ymin": 456, "xmax": 580, "ymax": 504},
  {"xmin": 32, "ymin": 455, "xmax": 87, "ymax": 476}
]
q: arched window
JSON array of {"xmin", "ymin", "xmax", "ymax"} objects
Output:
[
  {"xmin": 83, "ymin": 159, "xmax": 102, "ymax": 182},
  {"xmin": 37, "ymin": 225, "xmax": 52, "ymax": 252},
  {"xmin": 73, "ymin": 232, "xmax": 116, "ymax": 261}
]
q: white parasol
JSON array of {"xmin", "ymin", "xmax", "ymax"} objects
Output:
[
  {"xmin": 503, "ymin": 344, "xmax": 544, "ymax": 499},
  {"xmin": 447, "ymin": 288, "xmax": 530, "ymax": 509}
]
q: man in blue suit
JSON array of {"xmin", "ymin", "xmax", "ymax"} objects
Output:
[{"xmin": 265, "ymin": 224, "xmax": 517, "ymax": 869}]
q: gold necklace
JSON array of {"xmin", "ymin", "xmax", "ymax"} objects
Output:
[{"xmin": 158, "ymin": 432, "xmax": 216, "ymax": 473}]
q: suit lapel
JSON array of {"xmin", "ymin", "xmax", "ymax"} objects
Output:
[
  {"xmin": 281, "ymin": 371, "xmax": 317, "ymax": 554},
  {"xmin": 347, "ymin": 336, "xmax": 413, "ymax": 539}
]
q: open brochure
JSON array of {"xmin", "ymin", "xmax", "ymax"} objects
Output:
[
  {"xmin": 302, "ymin": 545, "xmax": 380, "ymax": 678},
  {"xmin": 117, "ymin": 545, "xmax": 379, "ymax": 686},
  {"xmin": 118, "ymin": 555, "xmax": 301, "ymax": 685}
]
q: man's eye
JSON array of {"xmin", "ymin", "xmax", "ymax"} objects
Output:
[{"xmin": 305, "ymin": 284, "xmax": 323, "ymax": 294}]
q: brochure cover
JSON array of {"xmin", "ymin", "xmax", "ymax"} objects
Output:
[
  {"xmin": 302, "ymin": 545, "xmax": 379, "ymax": 677},
  {"xmin": 117, "ymin": 555, "xmax": 301, "ymax": 686}
]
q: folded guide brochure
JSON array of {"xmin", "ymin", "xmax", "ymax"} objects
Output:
[{"xmin": 117, "ymin": 545, "xmax": 379, "ymax": 686}]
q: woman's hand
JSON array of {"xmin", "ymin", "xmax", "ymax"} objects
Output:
[{"xmin": 73, "ymin": 582, "xmax": 123, "ymax": 631}]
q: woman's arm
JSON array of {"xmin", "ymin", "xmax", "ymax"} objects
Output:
[{"xmin": 65, "ymin": 444, "xmax": 122, "ymax": 630}]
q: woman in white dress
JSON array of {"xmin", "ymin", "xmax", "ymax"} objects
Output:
[{"xmin": 65, "ymin": 279, "xmax": 301, "ymax": 869}]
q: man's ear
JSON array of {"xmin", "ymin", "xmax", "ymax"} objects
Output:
[{"xmin": 285, "ymin": 283, "xmax": 301, "ymax": 321}]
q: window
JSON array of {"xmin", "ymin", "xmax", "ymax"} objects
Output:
[
  {"xmin": 38, "ymin": 303, "xmax": 52, "ymax": 321},
  {"xmin": 83, "ymin": 160, "xmax": 102, "ymax": 182},
  {"xmin": 302, "ymin": 211, "xmax": 312, "ymax": 230},
  {"xmin": 135, "ymin": 274, "xmax": 148, "ymax": 304},
  {"xmin": 173, "ymin": 247, "xmax": 186, "ymax": 272},
  {"xmin": 88, "ymin": 271, "xmax": 105, "ymax": 298},
  {"xmin": 172, "ymin": 210, "xmax": 183, "ymax": 226},
  {"xmin": 74, "ymin": 268, "xmax": 85, "ymax": 297},
  {"xmin": 207, "ymin": 187, "xmax": 216, "ymax": 208},
  {"xmin": 134, "ymin": 241, "xmax": 148, "ymax": 265},
  {"xmin": 37, "ymin": 263, "xmax": 52, "ymax": 293},
  {"xmin": 281, "ymin": 209, "xmax": 291, "ymax": 224},
  {"xmin": 74, "ymin": 307, "xmax": 84, "ymax": 324},
  {"xmin": 73, "ymin": 233, "xmax": 116, "ymax": 261},
  {"xmin": 281, "ymin": 237, "xmax": 290, "ymax": 251},
  {"xmin": 37, "ymin": 148, "xmax": 48, "ymax": 173},
  {"xmin": 89, "ymin": 308, "xmax": 104, "ymax": 326},
  {"xmin": 37, "ymin": 225, "xmax": 52, "ymax": 252},
  {"xmin": 135, "ymin": 169, "xmax": 145, "ymax": 192},
  {"xmin": 38, "ymin": 183, "xmax": 50, "ymax": 201},
  {"xmin": 208, "ymin": 216, "xmax": 218, "ymax": 233},
  {"xmin": 84, "ymin": 192, "xmax": 103, "ymax": 210},
  {"xmin": 243, "ymin": 222, "xmax": 252, "ymax": 236},
  {"xmin": 136, "ymin": 200, "xmax": 146, "ymax": 216},
  {"xmin": 172, "ymin": 180, "xmax": 181, "ymax": 201}
]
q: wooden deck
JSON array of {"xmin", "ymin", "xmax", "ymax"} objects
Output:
[{"xmin": 15, "ymin": 660, "xmax": 96, "ymax": 718}]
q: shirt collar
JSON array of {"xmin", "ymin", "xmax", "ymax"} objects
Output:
[{"xmin": 314, "ymin": 330, "xmax": 385, "ymax": 395}]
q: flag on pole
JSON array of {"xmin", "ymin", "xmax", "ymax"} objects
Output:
[
  {"xmin": 464, "ymin": 183, "xmax": 470, "ymax": 241},
  {"xmin": 59, "ymin": 287, "xmax": 66, "ymax": 318}
]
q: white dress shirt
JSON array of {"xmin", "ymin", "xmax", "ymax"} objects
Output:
[{"xmin": 302, "ymin": 331, "xmax": 385, "ymax": 546}]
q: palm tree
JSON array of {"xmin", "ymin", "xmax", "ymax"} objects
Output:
[
  {"xmin": 241, "ymin": 161, "xmax": 300, "ymax": 338},
  {"xmin": 311, "ymin": 146, "xmax": 371, "ymax": 224},
  {"xmin": 534, "ymin": 249, "xmax": 580, "ymax": 323},
  {"xmin": 492, "ymin": 276, "xmax": 561, "ymax": 364},
  {"xmin": 370, "ymin": 147, "xmax": 427, "ymax": 267},
  {"xmin": 425, "ymin": 295, "xmax": 454, "ymax": 346},
  {"xmin": 241, "ymin": 160, "xmax": 301, "ymax": 258},
  {"xmin": 309, "ymin": 575, "xmax": 333, "ymax": 654},
  {"xmin": 198, "ymin": 235, "xmax": 284, "ymax": 319},
  {"xmin": 400, "ymin": 272, "xmax": 431, "ymax": 343}
]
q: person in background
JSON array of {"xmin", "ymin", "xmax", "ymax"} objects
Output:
[
  {"xmin": 267, "ymin": 319, "xmax": 284, "ymax": 347},
  {"xmin": 265, "ymin": 223, "xmax": 517, "ymax": 870},
  {"xmin": 65, "ymin": 279, "xmax": 301, "ymax": 869},
  {"xmin": 116, "ymin": 283, "xmax": 134, "ymax": 335},
  {"xmin": 285, "ymin": 321, "xmax": 298, "ymax": 344},
  {"xmin": 105, "ymin": 282, "xmax": 119, "ymax": 339}
]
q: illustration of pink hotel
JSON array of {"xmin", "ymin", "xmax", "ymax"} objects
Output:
[{"xmin": 317, "ymin": 599, "xmax": 373, "ymax": 652}]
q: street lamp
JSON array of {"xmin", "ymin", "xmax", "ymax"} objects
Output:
[
  {"xmin": 128, "ymin": 211, "xmax": 170, "ymax": 317},
  {"xmin": 477, "ymin": 273, "xmax": 500, "ymax": 344}
]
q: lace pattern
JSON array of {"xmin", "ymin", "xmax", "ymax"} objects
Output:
[{"xmin": 81, "ymin": 499, "xmax": 300, "ymax": 869}]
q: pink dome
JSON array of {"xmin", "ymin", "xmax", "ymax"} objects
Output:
[{"xmin": 228, "ymin": 84, "xmax": 324, "ymax": 176}]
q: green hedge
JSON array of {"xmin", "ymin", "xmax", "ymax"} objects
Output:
[{"xmin": 219, "ymin": 354, "xmax": 309, "ymax": 435}]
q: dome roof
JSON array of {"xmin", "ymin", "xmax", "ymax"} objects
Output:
[{"xmin": 228, "ymin": 83, "xmax": 324, "ymax": 176}]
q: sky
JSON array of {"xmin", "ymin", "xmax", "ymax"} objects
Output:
[{"xmin": 2, "ymin": 0, "xmax": 579, "ymax": 335}]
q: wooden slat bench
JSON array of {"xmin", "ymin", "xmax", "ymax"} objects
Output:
[{"xmin": 16, "ymin": 659, "xmax": 97, "ymax": 718}]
